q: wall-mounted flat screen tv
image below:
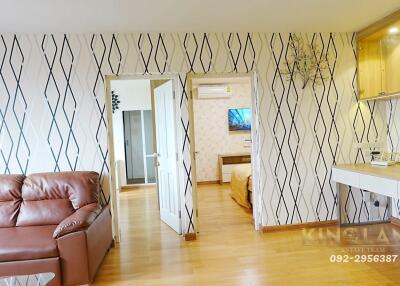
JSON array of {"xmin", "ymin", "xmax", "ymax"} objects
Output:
[{"xmin": 228, "ymin": 108, "xmax": 251, "ymax": 131}]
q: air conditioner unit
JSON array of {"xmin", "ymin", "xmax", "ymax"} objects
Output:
[{"xmin": 197, "ymin": 84, "xmax": 232, "ymax": 99}]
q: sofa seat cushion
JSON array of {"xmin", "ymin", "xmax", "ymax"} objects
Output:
[{"xmin": 0, "ymin": 225, "xmax": 58, "ymax": 262}]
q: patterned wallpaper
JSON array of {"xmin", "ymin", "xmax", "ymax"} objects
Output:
[
  {"xmin": 193, "ymin": 82, "xmax": 252, "ymax": 182},
  {"xmin": 0, "ymin": 32, "xmax": 394, "ymax": 234},
  {"xmin": 387, "ymin": 98, "xmax": 400, "ymax": 218}
]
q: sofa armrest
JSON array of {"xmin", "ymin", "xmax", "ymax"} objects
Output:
[
  {"xmin": 53, "ymin": 203, "xmax": 102, "ymax": 239},
  {"xmin": 56, "ymin": 204, "xmax": 112, "ymax": 286}
]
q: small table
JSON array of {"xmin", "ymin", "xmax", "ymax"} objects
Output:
[{"xmin": 0, "ymin": 273, "xmax": 55, "ymax": 286}]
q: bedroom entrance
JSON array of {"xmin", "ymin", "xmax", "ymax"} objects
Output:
[
  {"xmin": 188, "ymin": 73, "xmax": 259, "ymax": 234},
  {"xmin": 105, "ymin": 75, "xmax": 184, "ymax": 241}
]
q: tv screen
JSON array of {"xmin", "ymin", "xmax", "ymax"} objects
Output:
[{"xmin": 228, "ymin": 108, "xmax": 251, "ymax": 131}]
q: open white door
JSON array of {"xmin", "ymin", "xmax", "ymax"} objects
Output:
[{"xmin": 154, "ymin": 80, "xmax": 181, "ymax": 234}]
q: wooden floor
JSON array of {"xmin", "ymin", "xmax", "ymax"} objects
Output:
[{"xmin": 94, "ymin": 184, "xmax": 400, "ymax": 285}]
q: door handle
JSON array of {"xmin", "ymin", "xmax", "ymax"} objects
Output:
[
  {"xmin": 146, "ymin": 153, "xmax": 158, "ymax": 158},
  {"xmin": 153, "ymin": 153, "xmax": 160, "ymax": 166}
]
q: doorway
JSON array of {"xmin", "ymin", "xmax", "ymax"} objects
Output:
[
  {"xmin": 105, "ymin": 75, "xmax": 184, "ymax": 241},
  {"xmin": 188, "ymin": 73, "xmax": 259, "ymax": 233}
]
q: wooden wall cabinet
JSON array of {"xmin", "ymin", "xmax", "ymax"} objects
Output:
[
  {"xmin": 382, "ymin": 34, "xmax": 400, "ymax": 95},
  {"xmin": 358, "ymin": 37, "xmax": 385, "ymax": 100},
  {"xmin": 357, "ymin": 11, "xmax": 400, "ymax": 101}
]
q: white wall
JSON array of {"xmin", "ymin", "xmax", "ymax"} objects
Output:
[
  {"xmin": 111, "ymin": 79, "xmax": 152, "ymax": 111},
  {"xmin": 193, "ymin": 82, "xmax": 252, "ymax": 182},
  {"xmin": 110, "ymin": 79, "xmax": 151, "ymax": 186}
]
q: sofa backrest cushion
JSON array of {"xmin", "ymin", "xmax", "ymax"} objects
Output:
[
  {"xmin": 16, "ymin": 171, "xmax": 100, "ymax": 227},
  {"xmin": 0, "ymin": 174, "xmax": 25, "ymax": 227}
]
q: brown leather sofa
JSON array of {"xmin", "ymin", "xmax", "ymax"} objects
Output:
[{"xmin": 0, "ymin": 172, "xmax": 113, "ymax": 286}]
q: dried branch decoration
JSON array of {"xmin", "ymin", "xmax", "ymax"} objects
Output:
[{"xmin": 281, "ymin": 35, "xmax": 329, "ymax": 89}]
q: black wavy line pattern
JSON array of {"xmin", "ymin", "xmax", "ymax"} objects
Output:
[
  {"xmin": 9, "ymin": 35, "xmax": 30, "ymax": 175},
  {"xmin": 199, "ymin": 33, "xmax": 212, "ymax": 73},
  {"xmin": 284, "ymin": 33, "xmax": 302, "ymax": 223},
  {"xmin": 90, "ymin": 34, "xmax": 110, "ymax": 204},
  {"xmin": 387, "ymin": 98, "xmax": 400, "ymax": 217},
  {"xmin": 138, "ymin": 33, "xmax": 153, "ymax": 74},
  {"xmin": 0, "ymin": 36, "xmax": 14, "ymax": 174},
  {"xmin": 176, "ymin": 71, "xmax": 195, "ymax": 232},
  {"xmin": 383, "ymin": 99, "xmax": 393, "ymax": 219},
  {"xmin": 2, "ymin": 32, "xmax": 396, "ymax": 233},
  {"xmin": 183, "ymin": 159, "xmax": 194, "ymax": 233},
  {"xmin": 178, "ymin": 72, "xmax": 194, "ymax": 233},
  {"xmin": 108, "ymin": 34, "xmax": 122, "ymax": 75},
  {"xmin": 183, "ymin": 33, "xmax": 198, "ymax": 72},
  {"xmin": 325, "ymin": 33, "xmax": 339, "ymax": 220},
  {"xmin": 311, "ymin": 33, "xmax": 329, "ymax": 222},
  {"xmin": 349, "ymin": 32, "xmax": 389, "ymax": 223},
  {"xmin": 155, "ymin": 33, "xmax": 168, "ymax": 74},
  {"xmin": 42, "ymin": 35, "xmax": 64, "ymax": 172},
  {"xmin": 387, "ymin": 99, "xmax": 394, "ymax": 153},
  {"xmin": 228, "ymin": 33, "xmax": 242, "ymax": 72},
  {"xmin": 243, "ymin": 33, "xmax": 255, "ymax": 72},
  {"xmin": 348, "ymin": 33, "xmax": 367, "ymax": 223},
  {"xmin": 268, "ymin": 33, "xmax": 342, "ymax": 224},
  {"xmin": 351, "ymin": 33, "xmax": 366, "ymax": 163},
  {"xmin": 270, "ymin": 33, "xmax": 289, "ymax": 224},
  {"xmin": 381, "ymin": 98, "xmax": 393, "ymax": 218},
  {"xmin": 60, "ymin": 34, "xmax": 79, "ymax": 171}
]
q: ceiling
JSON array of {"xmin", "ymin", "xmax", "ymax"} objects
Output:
[{"xmin": 1, "ymin": 0, "xmax": 399, "ymax": 33}]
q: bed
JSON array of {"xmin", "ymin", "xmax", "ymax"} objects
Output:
[{"xmin": 230, "ymin": 163, "xmax": 253, "ymax": 209}]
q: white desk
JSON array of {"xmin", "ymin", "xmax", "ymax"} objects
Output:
[{"xmin": 332, "ymin": 163, "xmax": 400, "ymax": 225}]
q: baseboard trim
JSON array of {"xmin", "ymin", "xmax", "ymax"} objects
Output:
[
  {"xmin": 390, "ymin": 217, "xmax": 400, "ymax": 228},
  {"xmin": 197, "ymin": 180, "xmax": 219, "ymax": 185},
  {"xmin": 184, "ymin": 233, "xmax": 197, "ymax": 241},
  {"xmin": 261, "ymin": 220, "xmax": 337, "ymax": 233}
]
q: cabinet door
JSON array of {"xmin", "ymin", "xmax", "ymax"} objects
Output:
[
  {"xmin": 358, "ymin": 38, "xmax": 384, "ymax": 99},
  {"xmin": 382, "ymin": 34, "xmax": 400, "ymax": 95}
]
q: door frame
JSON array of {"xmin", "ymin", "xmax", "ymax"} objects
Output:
[
  {"xmin": 105, "ymin": 73, "xmax": 185, "ymax": 242},
  {"xmin": 187, "ymin": 71, "xmax": 261, "ymax": 232}
]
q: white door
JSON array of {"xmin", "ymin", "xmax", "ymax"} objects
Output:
[{"xmin": 154, "ymin": 80, "xmax": 181, "ymax": 234}]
